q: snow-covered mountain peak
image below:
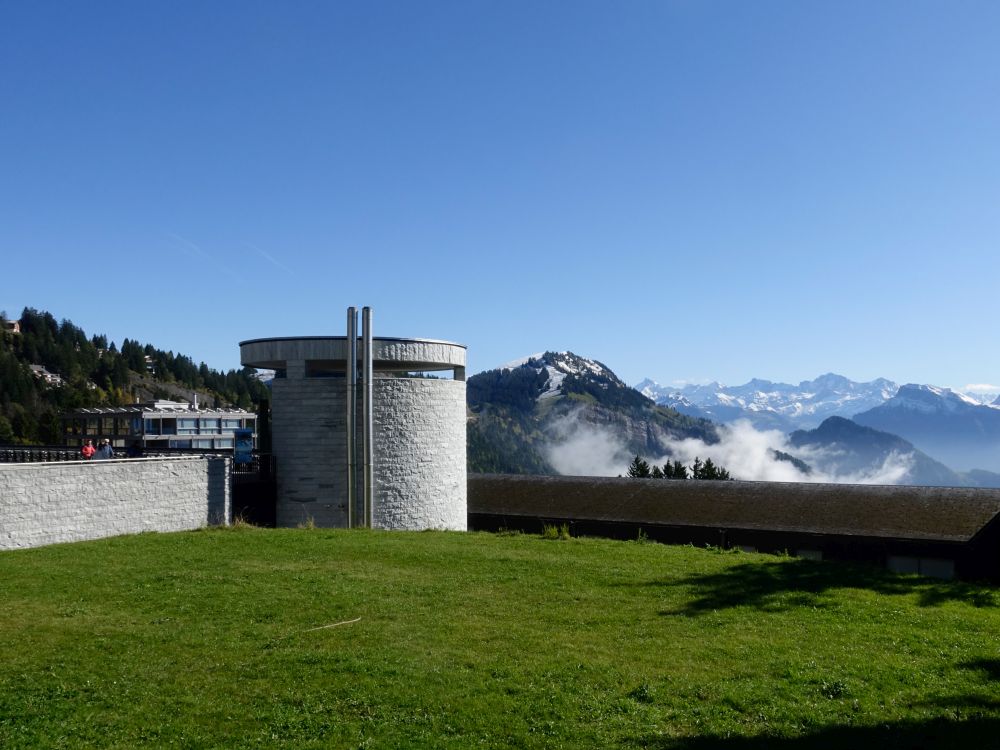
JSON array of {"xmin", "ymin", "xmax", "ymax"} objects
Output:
[
  {"xmin": 498, "ymin": 351, "xmax": 625, "ymax": 401},
  {"xmin": 635, "ymin": 372, "xmax": 901, "ymax": 430},
  {"xmin": 886, "ymin": 383, "xmax": 984, "ymax": 413},
  {"xmin": 499, "ymin": 352, "xmax": 545, "ymax": 371},
  {"xmin": 635, "ymin": 378, "xmax": 663, "ymax": 400}
]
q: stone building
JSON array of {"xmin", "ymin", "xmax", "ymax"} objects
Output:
[{"xmin": 240, "ymin": 308, "xmax": 466, "ymax": 531}]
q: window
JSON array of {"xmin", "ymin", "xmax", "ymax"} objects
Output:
[
  {"xmin": 193, "ymin": 439, "xmax": 212, "ymax": 449},
  {"xmin": 306, "ymin": 361, "xmax": 345, "ymax": 378},
  {"xmin": 178, "ymin": 418, "xmax": 198, "ymax": 435},
  {"xmin": 222, "ymin": 419, "xmax": 241, "ymax": 430},
  {"xmin": 216, "ymin": 438, "xmax": 234, "ymax": 449},
  {"xmin": 199, "ymin": 418, "xmax": 219, "ymax": 433},
  {"xmin": 161, "ymin": 418, "xmax": 177, "ymax": 435},
  {"xmin": 144, "ymin": 418, "xmax": 161, "ymax": 435},
  {"xmin": 887, "ymin": 556, "xmax": 955, "ymax": 581},
  {"xmin": 169, "ymin": 439, "xmax": 192, "ymax": 449}
]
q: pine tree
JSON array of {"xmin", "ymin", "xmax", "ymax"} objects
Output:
[
  {"xmin": 651, "ymin": 464, "xmax": 664, "ymax": 479},
  {"xmin": 627, "ymin": 455, "xmax": 651, "ymax": 478},
  {"xmin": 691, "ymin": 457, "xmax": 703, "ymax": 480},
  {"xmin": 702, "ymin": 458, "xmax": 718, "ymax": 479}
]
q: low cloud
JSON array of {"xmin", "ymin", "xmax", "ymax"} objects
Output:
[
  {"xmin": 545, "ymin": 412, "xmax": 632, "ymax": 477},
  {"xmin": 544, "ymin": 412, "xmax": 915, "ymax": 485},
  {"xmin": 962, "ymin": 384, "xmax": 1000, "ymax": 397}
]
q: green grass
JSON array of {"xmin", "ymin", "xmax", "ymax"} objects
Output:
[{"xmin": 1, "ymin": 528, "xmax": 1000, "ymax": 748}]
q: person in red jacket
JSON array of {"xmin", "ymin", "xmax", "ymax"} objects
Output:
[{"xmin": 80, "ymin": 440, "xmax": 95, "ymax": 460}]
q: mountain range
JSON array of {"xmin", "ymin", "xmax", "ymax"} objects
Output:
[
  {"xmin": 853, "ymin": 384, "xmax": 1000, "ymax": 472},
  {"xmin": 638, "ymin": 374, "xmax": 1000, "ymax": 475},
  {"xmin": 786, "ymin": 416, "xmax": 994, "ymax": 487},
  {"xmin": 636, "ymin": 374, "xmax": 899, "ymax": 432},
  {"xmin": 469, "ymin": 353, "xmax": 1000, "ymax": 486}
]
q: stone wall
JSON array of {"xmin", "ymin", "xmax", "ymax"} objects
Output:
[
  {"xmin": 0, "ymin": 456, "xmax": 230, "ymax": 550},
  {"xmin": 270, "ymin": 376, "xmax": 467, "ymax": 530},
  {"xmin": 373, "ymin": 378, "xmax": 466, "ymax": 530}
]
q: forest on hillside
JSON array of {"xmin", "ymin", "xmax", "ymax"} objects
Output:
[{"xmin": 0, "ymin": 308, "xmax": 268, "ymax": 445}]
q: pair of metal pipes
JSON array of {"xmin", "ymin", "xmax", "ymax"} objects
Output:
[{"xmin": 345, "ymin": 306, "xmax": 374, "ymax": 528}]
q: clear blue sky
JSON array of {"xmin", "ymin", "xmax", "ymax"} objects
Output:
[{"xmin": 3, "ymin": 1, "xmax": 999, "ymax": 391}]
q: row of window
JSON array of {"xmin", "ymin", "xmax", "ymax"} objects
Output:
[
  {"xmin": 167, "ymin": 438, "xmax": 234, "ymax": 449},
  {"xmin": 144, "ymin": 417, "xmax": 248, "ymax": 435},
  {"xmin": 67, "ymin": 437, "xmax": 237, "ymax": 450},
  {"xmin": 65, "ymin": 416, "xmax": 253, "ymax": 436}
]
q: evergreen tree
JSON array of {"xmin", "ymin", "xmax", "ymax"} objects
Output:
[
  {"xmin": 702, "ymin": 458, "xmax": 718, "ymax": 479},
  {"xmin": 671, "ymin": 460, "xmax": 689, "ymax": 479},
  {"xmin": 627, "ymin": 455, "xmax": 651, "ymax": 478},
  {"xmin": 691, "ymin": 457, "xmax": 703, "ymax": 480},
  {"xmin": 651, "ymin": 464, "xmax": 664, "ymax": 479},
  {"xmin": 689, "ymin": 457, "xmax": 732, "ymax": 481}
]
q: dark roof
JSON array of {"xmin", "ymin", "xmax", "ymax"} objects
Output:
[{"xmin": 468, "ymin": 474, "xmax": 1000, "ymax": 543}]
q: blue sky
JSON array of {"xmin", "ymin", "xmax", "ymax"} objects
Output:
[{"xmin": 2, "ymin": 2, "xmax": 999, "ymax": 391}]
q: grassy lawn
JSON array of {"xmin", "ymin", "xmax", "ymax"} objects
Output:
[{"xmin": 1, "ymin": 527, "xmax": 999, "ymax": 748}]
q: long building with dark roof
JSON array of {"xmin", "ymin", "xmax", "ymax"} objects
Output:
[{"xmin": 468, "ymin": 474, "xmax": 1000, "ymax": 581}]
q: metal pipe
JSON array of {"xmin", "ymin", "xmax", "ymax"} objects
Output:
[
  {"xmin": 346, "ymin": 306, "xmax": 357, "ymax": 528},
  {"xmin": 362, "ymin": 306, "xmax": 374, "ymax": 527}
]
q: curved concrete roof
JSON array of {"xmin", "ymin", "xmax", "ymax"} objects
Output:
[{"xmin": 240, "ymin": 336, "xmax": 466, "ymax": 371}]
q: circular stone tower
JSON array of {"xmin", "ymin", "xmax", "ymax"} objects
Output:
[{"xmin": 240, "ymin": 326, "xmax": 467, "ymax": 531}]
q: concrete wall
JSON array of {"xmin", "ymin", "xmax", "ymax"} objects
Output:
[
  {"xmin": 374, "ymin": 379, "xmax": 467, "ymax": 530},
  {"xmin": 270, "ymin": 377, "xmax": 348, "ymax": 528},
  {"xmin": 0, "ymin": 456, "xmax": 230, "ymax": 550}
]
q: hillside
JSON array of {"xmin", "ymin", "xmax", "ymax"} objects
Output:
[
  {"xmin": 467, "ymin": 351, "xmax": 717, "ymax": 474},
  {"xmin": 2, "ymin": 527, "xmax": 999, "ymax": 748},
  {"xmin": 0, "ymin": 308, "xmax": 268, "ymax": 444},
  {"xmin": 787, "ymin": 417, "xmax": 966, "ymax": 487},
  {"xmin": 854, "ymin": 384, "xmax": 1000, "ymax": 473}
]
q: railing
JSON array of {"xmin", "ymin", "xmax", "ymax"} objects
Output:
[
  {"xmin": 0, "ymin": 446, "xmax": 82, "ymax": 463},
  {"xmin": 0, "ymin": 445, "xmax": 275, "ymax": 482},
  {"xmin": 232, "ymin": 453, "xmax": 275, "ymax": 483}
]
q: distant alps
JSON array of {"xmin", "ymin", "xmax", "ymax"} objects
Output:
[
  {"xmin": 635, "ymin": 373, "xmax": 899, "ymax": 432},
  {"xmin": 636, "ymin": 373, "xmax": 1000, "ymax": 475}
]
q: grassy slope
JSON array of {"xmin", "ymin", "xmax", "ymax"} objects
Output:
[{"xmin": 1, "ymin": 528, "xmax": 999, "ymax": 749}]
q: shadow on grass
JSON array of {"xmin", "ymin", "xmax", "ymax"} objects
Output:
[
  {"xmin": 917, "ymin": 659, "xmax": 1000, "ymax": 713},
  {"xmin": 652, "ymin": 558, "xmax": 997, "ymax": 616},
  {"xmin": 961, "ymin": 658, "xmax": 1000, "ymax": 681},
  {"xmin": 641, "ymin": 717, "xmax": 1000, "ymax": 750}
]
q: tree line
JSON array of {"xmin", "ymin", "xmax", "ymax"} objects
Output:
[
  {"xmin": 0, "ymin": 307, "xmax": 268, "ymax": 445},
  {"xmin": 626, "ymin": 455, "xmax": 731, "ymax": 480}
]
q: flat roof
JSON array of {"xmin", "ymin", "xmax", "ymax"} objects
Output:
[
  {"xmin": 66, "ymin": 406, "xmax": 254, "ymax": 415},
  {"xmin": 240, "ymin": 335, "xmax": 467, "ymax": 371},
  {"xmin": 239, "ymin": 335, "xmax": 467, "ymax": 349}
]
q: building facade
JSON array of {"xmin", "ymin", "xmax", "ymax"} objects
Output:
[{"xmin": 63, "ymin": 400, "xmax": 256, "ymax": 451}]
